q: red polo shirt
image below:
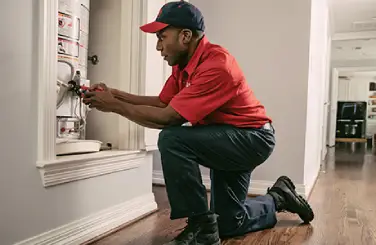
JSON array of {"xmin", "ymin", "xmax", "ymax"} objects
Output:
[{"xmin": 159, "ymin": 36, "xmax": 272, "ymax": 128}]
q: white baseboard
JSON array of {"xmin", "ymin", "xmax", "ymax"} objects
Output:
[
  {"xmin": 153, "ymin": 170, "xmax": 307, "ymax": 198},
  {"xmin": 15, "ymin": 193, "xmax": 158, "ymax": 245}
]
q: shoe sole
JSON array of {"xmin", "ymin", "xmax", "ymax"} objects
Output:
[{"xmin": 278, "ymin": 176, "xmax": 314, "ymax": 223}]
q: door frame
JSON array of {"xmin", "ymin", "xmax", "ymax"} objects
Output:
[
  {"xmin": 320, "ymin": 35, "xmax": 332, "ymax": 160},
  {"xmin": 327, "ymin": 66, "xmax": 376, "ymax": 147}
]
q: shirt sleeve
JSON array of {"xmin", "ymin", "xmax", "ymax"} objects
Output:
[
  {"xmin": 158, "ymin": 74, "xmax": 179, "ymax": 105},
  {"xmin": 169, "ymin": 67, "xmax": 238, "ymax": 125}
]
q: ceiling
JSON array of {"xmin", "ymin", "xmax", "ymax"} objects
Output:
[
  {"xmin": 329, "ymin": 0, "xmax": 376, "ymax": 61},
  {"xmin": 329, "ymin": 0, "xmax": 376, "ymax": 33},
  {"xmin": 332, "ymin": 39, "xmax": 376, "ymax": 60}
]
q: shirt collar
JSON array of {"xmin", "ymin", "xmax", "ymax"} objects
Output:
[{"xmin": 179, "ymin": 35, "xmax": 209, "ymax": 76}]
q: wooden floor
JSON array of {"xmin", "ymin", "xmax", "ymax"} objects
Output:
[{"xmin": 92, "ymin": 144, "xmax": 376, "ymax": 245}]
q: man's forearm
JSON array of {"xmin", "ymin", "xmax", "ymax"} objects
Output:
[
  {"xmin": 128, "ymin": 118, "xmax": 166, "ymax": 129},
  {"xmin": 111, "ymin": 89, "xmax": 166, "ymax": 108},
  {"xmin": 111, "ymin": 100, "xmax": 184, "ymax": 129}
]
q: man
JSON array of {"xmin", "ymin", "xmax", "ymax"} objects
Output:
[{"xmin": 83, "ymin": 1, "xmax": 314, "ymax": 244}]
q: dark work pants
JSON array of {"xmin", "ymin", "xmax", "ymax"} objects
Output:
[{"xmin": 158, "ymin": 124, "xmax": 277, "ymax": 238}]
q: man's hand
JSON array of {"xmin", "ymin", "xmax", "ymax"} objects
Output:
[
  {"xmin": 82, "ymin": 87, "xmax": 185, "ymax": 128},
  {"xmin": 83, "ymin": 90, "xmax": 118, "ymax": 112},
  {"xmin": 89, "ymin": 82, "xmax": 167, "ymax": 108}
]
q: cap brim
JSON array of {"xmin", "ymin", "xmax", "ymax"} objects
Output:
[{"xmin": 140, "ymin": 21, "xmax": 169, "ymax": 33}]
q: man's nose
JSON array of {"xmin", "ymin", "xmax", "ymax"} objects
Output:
[{"xmin": 156, "ymin": 41, "xmax": 162, "ymax": 51}]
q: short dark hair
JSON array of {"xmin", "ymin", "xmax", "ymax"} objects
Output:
[
  {"xmin": 170, "ymin": 26, "xmax": 204, "ymax": 39},
  {"xmin": 192, "ymin": 29, "xmax": 204, "ymax": 38}
]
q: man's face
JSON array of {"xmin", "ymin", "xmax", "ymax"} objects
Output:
[{"xmin": 156, "ymin": 27, "xmax": 190, "ymax": 66}]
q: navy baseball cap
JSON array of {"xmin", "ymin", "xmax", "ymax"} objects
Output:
[{"xmin": 140, "ymin": 1, "xmax": 205, "ymax": 33}]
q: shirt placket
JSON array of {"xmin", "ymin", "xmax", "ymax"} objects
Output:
[{"xmin": 181, "ymin": 71, "xmax": 189, "ymax": 89}]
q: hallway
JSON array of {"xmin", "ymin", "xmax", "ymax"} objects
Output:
[{"xmin": 92, "ymin": 145, "xmax": 376, "ymax": 245}]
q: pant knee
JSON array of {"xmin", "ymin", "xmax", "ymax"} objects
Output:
[{"xmin": 157, "ymin": 127, "xmax": 179, "ymax": 152}]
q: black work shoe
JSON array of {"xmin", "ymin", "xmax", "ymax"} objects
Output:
[
  {"xmin": 164, "ymin": 213, "xmax": 221, "ymax": 245},
  {"xmin": 267, "ymin": 176, "xmax": 314, "ymax": 223}
]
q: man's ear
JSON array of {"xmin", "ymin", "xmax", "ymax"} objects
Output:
[{"xmin": 181, "ymin": 29, "xmax": 193, "ymax": 44}]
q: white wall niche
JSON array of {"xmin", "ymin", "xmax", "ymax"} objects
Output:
[{"xmin": 36, "ymin": 0, "xmax": 169, "ymax": 187}]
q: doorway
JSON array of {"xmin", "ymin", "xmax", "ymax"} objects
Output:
[{"xmin": 327, "ymin": 67, "xmax": 376, "ymax": 148}]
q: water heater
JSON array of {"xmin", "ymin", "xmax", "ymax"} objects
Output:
[
  {"xmin": 57, "ymin": 0, "xmax": 89, "ymax": 81},
  {"xmin": 56, "ymin": 0, "xmax": 102, "ymax": 155}
]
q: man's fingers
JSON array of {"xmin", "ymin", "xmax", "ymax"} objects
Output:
[
  {"xmin": 83, "ymin": 96, "xmax": 97, "ymax": 104},
  {"xmin": 83, "ymin": 98, "xmax": 91, "ymax": 104},
  {"xmin": 84, "ymin": 91, "xmax": 96, "ymax": 98},
  {"xmin": 90, "ymin": 82, "xmax": 107, "ymax": 91},
  {"xmin": 89, "ymin": 84, "xmax": 101, "ymax": 91},
  {"xmin": 85, "ymin": 100, "xmax": 97, "ymax": 108}
]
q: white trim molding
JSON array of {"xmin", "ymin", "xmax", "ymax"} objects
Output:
[
  {"xmin": 37, "ymin": 0, "xmax": 58, "ymax": 163},
  {"xmin": 14, "ymin": 193, "xmax": 158, "ymax": 245},
  {"xmin": 142, "ymin": 0, "xmax": 173, "ymax": 150},
  {"xmin": 118, "ymin": 0, "xmax": 146, "ymax": 150},
  {"xmin": 152, "ymin": 170, "xmax": 308, "ymax": 198},
  {"xmin": 37, "ymin": 150, "xmax": 147, "ymax": 187},
  {"xmin": 332, "ymin": 31, "xmax": 376, "ymax": 41},
  {"xmin": 333, "ymin": 66, "xmax": 376, "ymax": 72}
]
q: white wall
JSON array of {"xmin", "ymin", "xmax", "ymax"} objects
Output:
[
  {"xmin": 337, "ymin": 74, "xmax": 373, "ymax": 101},
  {"xmin": 154, "ymin": 0, "xmax": 324, "ymax": 192},
  {"xmin": 0, "ymin": 1, "xmax": 153, "ymax": 244},
  {"xmin": 304, "ymin": 0, "xmax": 330, "ymax": 194}
]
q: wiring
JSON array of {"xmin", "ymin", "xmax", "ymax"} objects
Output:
[
  {"xmin": 57, "ymin": 59, "xmax": 91, "ymax": 139},
  {"xmin": 57, "ymin": 60, "xmax": 75, "ymax": 109},
  {"xmin": 73, "ymin": 96, "xmax": 91, "ymax": 133}
]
